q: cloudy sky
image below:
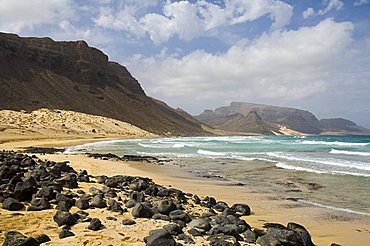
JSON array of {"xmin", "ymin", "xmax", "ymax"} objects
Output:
[{"xmin": 1, "ymin": 0, "xmax": 370, "ymax": 127}]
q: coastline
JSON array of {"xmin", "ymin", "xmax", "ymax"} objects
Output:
[{"xmin": 1, "ymin": 137, "xmax": 370, "ymax": 245}]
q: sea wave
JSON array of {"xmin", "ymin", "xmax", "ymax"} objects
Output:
[
  {"xmin": 138, "ymin": 143, "xmax": 166, "ymax": 148},
  {"xmin": 275, "ymin": 162, "xmax": 326, "ymax": 174},
  {"xmin": 298, "ymin": 200, "xmax": 370, "ymax": 216},
  {"xmin": 275, "ymin": 162, "xmax": 370, "ymax": 177},
  {"xmin": 268, "ymin": 152, "xmax": 370, "ymax": 172},
  {"xmin": 172, "ymin": 143, "xmax": 185, "ymax": 148},
  {"xmin": 301, "ymin": 140, "xmax": 368, "ymax": 147},
  {"xmin": 197, "ymin": 149, "xmax": 226, "ymax": 156},
  {"xmin": 329, "ymin": 149, "xmax": 370, "ymax": 156}
]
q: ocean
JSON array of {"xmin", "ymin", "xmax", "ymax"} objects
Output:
[{"xmin": 65, "ymin": 135, "xmax": 370, "ymax": 215}]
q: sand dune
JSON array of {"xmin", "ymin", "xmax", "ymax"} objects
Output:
[{"xmin": 0, "ymin": 108, "xmax": 156, "ymax": 147}]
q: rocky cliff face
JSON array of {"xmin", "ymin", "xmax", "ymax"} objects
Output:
[
  {"xmin": 0, "ymin": 32, "xmax": 207, "ymax": 136},
  {"xmin": 196, "ymin": 102, "xmax": 369, "ymax": 135}
]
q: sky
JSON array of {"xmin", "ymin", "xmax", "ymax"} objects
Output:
[{"xmin": 0, "ymin": 0, "xmax": 370, "ymax": 127}]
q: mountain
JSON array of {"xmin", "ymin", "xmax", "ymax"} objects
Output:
[
  {"xmin": 196, "ymin": 102, "xmax": 370, "ymax": 135},
  {"xmin": 319, "ymin": 118, "xmax": 370, "ymax": 134},
  {"xmin": 0, "ymin": 32, "xmax": 207, "ymax": 136},
  {"xmin": 202, "ymin": 111, "xmax": 275, "ymax": 135}
]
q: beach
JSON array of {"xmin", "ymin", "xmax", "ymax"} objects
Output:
[{"xmin": 1, "ymin": 134, "xmax": 370, "ymax": 245}]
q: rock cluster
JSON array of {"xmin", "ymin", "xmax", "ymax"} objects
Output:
[
  {"xmin": 1, "ymin": 150, "xmax": 317, "ymax": 245},
  {"xmin": 87, "ymin": 152, "xmax": 167, "ymax": 164}
]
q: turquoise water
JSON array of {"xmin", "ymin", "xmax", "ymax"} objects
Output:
[{"xmin": 66, "ymin": 135, "xmax": 370, "ymax": 214}]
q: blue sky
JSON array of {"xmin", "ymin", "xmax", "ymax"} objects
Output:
[{"xmin": 1, "ymin": 0, "xmax": 370, "ymax": 127}]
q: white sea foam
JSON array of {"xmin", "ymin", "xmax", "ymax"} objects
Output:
[
  {"xmin": 298, "ymin": 200, "xmax": 370, "ymax": 216},
  {"xmin": 268, "ymin": 152, "xmax": 370, "ymax": 172},
  {"xmin": 275, "ymin": 162, "xmax": 326, "ymax": 174},
  {"xmin": 172, "ymin": 143, "xmax": 186, "ymax": 148},
  {"xmin": 138, "ymin": 143, "xmax": 166, "ymax": 148},
  {"xmin": 197, "ymin": 149, "xmax": 226, "ymax": 156},
  {"xmin": 275, "ymin": 162, "xmax": 370, "ymax": 177},
  {"xmin": 301, "ymin": 140, "xmax": 368, "ymax": 147},
  {"xmin": 330, "ymin": 149, "xmax": 370, "ymax": 156}
]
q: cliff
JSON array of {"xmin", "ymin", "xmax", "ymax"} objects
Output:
[{"xmin": 0, "ymin": 32, "xmax": 207, "ymax": 136}]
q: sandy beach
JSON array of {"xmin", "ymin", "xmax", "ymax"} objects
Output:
[{"xmin": 1, "ymin": 133, "xmax": 370, "ymax": 245}]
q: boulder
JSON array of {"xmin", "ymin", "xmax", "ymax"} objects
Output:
[
  {"xmin": 35, "ymin": 186, "xmax": 55, "ymax": 200},
  {"xmin": 34, "ymin": 234, "xmax": 51, "ymax": 244},
  {"xmin": 144, "ymin": 229, "xmax": 177, "ymax": 246},
  {"xmin": 256, "ymin": 234, "xmax": 282, "ymax": 246},
  {"xmin": 2, "ymin": 231, "xmax": 39, "ymax": 246},
  {"xmin": 209, "ymin": 235, "xmax": 240, "ymax": 246},
  {"xmin": 157, "ymin": 188, "xmax": 170, "ymax": 197},
  {"xmin": 130, "ymin": 179, "xmax": 149, "ymax": 191},
  {"xmin": 156, "ymin": 199, "xmax": 177, "ymax": 215},
  {"xmin": 213, "ymin": 201, "xmax": 229, "ymax": 212},
  {"xmin": 75, "ymin": 198, "xmax": 90, "ymax": 210},
  {"xmin": 287, "ymin": 222, "xmax": 315, "ymax": 246},
  {"xmin": 122, "ymin": 219, "xmax": 136, "ymax": 225},
  {"xmin": 2, "ymin": 198, "xmax": 24, "ymax": 211},
  {"xmin": 59, "ymin": 228, "xmax": 75, "ymax": 239},
  {"xmin": 152, "ymin": 214, "xmax": 171, "ymax": 221},
  {"xmin": 57, "ymin": 201, "xmax": 72, "ymax": 211},
  {"xmin": 132, "ymin": 203, "xmax": 154, "ymax": 218},
  {"xmin": 125, "ymin": 199, "xmax": 136, "ymax": 208},
  {"xmin": 267, "ymin": 228, "xmax": 302, "ymax": 245},
  {"xmin": 222, "ymin": 208, "xmax": 236, "ymax": 216},
  {"xmin": 53, "ymin": 211, "xmax": 77, "ymax": 226},
  {"xmin": 188, "ymin": 218, "xmax": 211, "ymax": 232},
  {"xmin": 55, "ymin": 193, "xmax": 75, "ymax": 207},
  {"xmin": 130, "ymin": 191, "xmax": 145, "ymax": 202},
  {"xmin": 209, "ymin": 225, "xmax": 242, "ymax": 240},
  {"xmin": 177, "ymin": 233, "xmax": 195, "ymax": 244},
  {"xmin": 96, "ymin": 175, "xmax": 108, "ymax": 184},
  {"xmin": 14, "ymin": 177, "xmax": 37, "ymax": 201},
  {"xmin": 162, "ymin": 223, "xmax": 183, "ymax": 236},
  {"xmin": 243, "ymin": 229, "xmax": 257, "ymax": 243},
  {"xmin": 88, "ymin": 218, "xmax": 103, "ymax": 231},
  {"xmin": 90, "ymin": 194, "xmax": 106, "ymax": 208},
  {"xmin": 30, "ymin": 197, "xmax": 50, "ymax": 210},
  {"xmin": 188, "ymin": 228, "xmax": 203, "ymax": 237},
  {"xmin": 107, "ymin": 199, "xmax": 124, "ymax": 213},
  {"xmin": 169, "ymin": 210, "xmax": 191, "ymax": 223},
  {"xmin": 231, "ymin": 204, "xmax": 251, "ymax": 216}
]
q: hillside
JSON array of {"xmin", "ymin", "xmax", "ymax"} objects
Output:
[
  {"xmin": 203, "ymin": 111, "xmax": 275, "ymax": 135},
  {"xmin": 196, "ymin": 102, "xmax": 370, "ymax": 135},
  {"xmin": 0, "ymin": 32, "xmax": 207, "ymax": 136},
  {"xmin": 0, "ymin": 108, "xmax": 155, "ymax": 146}
]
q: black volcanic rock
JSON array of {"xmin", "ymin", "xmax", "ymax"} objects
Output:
[{"xmin": 0, "ymin": 32, "xmax": 207, "ymax": 136}]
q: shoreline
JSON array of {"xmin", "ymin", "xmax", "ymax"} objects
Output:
[{"xmin": 1, "ymin": 137, "xmax": 370, "ymax": 245}]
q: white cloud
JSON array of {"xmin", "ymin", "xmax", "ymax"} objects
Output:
[
  {"xmin": 57, "ymin": 20, "xmax": 91, "ymax": 40},
  {"xmin": 127, "ymin": 19, "xmax": 355, "ymax": 105},
  {"xmin": 95, "ymin": 0, "xmax": 293, "ymax": 44},
  {"xmin": 0, "ymin": 0, "xmax": 76, "ymax": 32},
  {"xmin": 317, "ymin": 0, "xmax": 343, "ymax": 15},
  {"xmin": 354, "ymin": 0, "xmax": 369, "ymax": 6},
  {"xmin": 302, "ymin": 0, "xmax": 343, "ymax": 19},
  {"xmin": 302, "ymin": 7, "xmax": 315, "ymax": 19}
]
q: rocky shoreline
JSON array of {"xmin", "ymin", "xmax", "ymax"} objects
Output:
[{"xmin": 0, "ymin": 150, "xmax": 335, "ymax": 245}]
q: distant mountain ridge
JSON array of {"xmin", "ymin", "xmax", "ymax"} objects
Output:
[
  {"xmin": 196, "ymin": 102, "xmax": 370, "ymax": 135},
  {"xmin": 0, "ymin": 32, "xmax": 208, "ymax": 136}
]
